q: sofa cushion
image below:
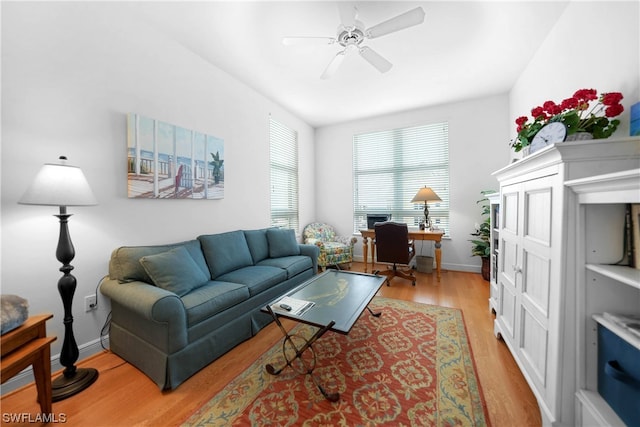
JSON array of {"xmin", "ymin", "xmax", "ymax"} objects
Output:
[
  {"xmin": 257, "ymin": 256, "xmax": 313, "ymax": 279},
  {"xmin": 267, "ymin": 228, "xmax": 300, "ymax": 258},
  {"xmin": 181, "ymin": 281, "xmax": 249, "ymax": 327},
  {"xmin": 109, "ymin": 240, "xmax": 209, "ymax": 284},
  {"xmin": 217, "ymin": 266, "xmax": 287, "ymax": 297},
  {"xmin": 243, "ymin": 229, "xmax": 270, "ymax": 264},
  {"xmin": 198, "ymin": 231, "xmax": 254, "ymax": 279},
  {"xmin": 139, "ymin": 247, "xmax": 209, "ymax": 297}
]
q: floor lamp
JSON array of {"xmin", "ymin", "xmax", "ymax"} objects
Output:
[
  {"xmin": 410, "ymin": 186, "xmax": 441, "ymax": 230},
  {"xmin": 19, "ymin": 156, "xmax": 99, "ymax": 401}
]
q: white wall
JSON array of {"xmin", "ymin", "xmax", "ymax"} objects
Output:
[
  {"xmin": 510, "ymin": 1, "xmax": 639, "ymax": 151},
  {"xmin": 0, "ymin": 1, "xmax": 315, "ymax": 384},
  {"xmin": 314, "ymin": 94, "xmax": 511, "ymax": 272}
]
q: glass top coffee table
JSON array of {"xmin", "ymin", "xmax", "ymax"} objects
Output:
[{"xmin": 262, "ymin": 270, "xmax": 386, "ymax": 401}]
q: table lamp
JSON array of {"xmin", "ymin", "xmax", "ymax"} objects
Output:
[
  {"xmin": 411, "ymin": 186, "xmax": 441, "ymax": 230},
  {"xmin": 19, "ymin": 156, "xmax": 99, "ymax": 401}
]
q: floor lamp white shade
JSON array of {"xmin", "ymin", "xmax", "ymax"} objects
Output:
[{"xmin": 19, "ymin": 157, "xmax": 97, "ymax": 207}]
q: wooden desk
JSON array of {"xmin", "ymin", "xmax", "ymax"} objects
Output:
[
  {"xmin": 1, "ymin": 314, "xmax": 57, "ymax": 414},
  {"xmin": 360, "ymin": 229, "xmax": 444, "ymax": 281}
]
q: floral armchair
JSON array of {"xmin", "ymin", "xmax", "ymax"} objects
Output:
[{"xmin": 302, "ymin": 223, "xmax": 357, "ymax": 270}]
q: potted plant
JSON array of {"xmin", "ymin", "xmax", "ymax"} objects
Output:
[
  {"xmin": 470, "ymin": 191, "xmax": 493, "ymax": 281},
  {"xmin": 511, "ymin": 88, "xmax": 624, "ymax": 152}
]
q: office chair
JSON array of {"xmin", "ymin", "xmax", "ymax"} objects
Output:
[{"xmin": 374, "ymin": 221, "xmax": 416, "ymax": 286}]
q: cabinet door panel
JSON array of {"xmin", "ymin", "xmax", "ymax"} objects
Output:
[
  {"xmin": 523, "ymin": 250, "xmax": 551, "ymax": 317},
  {"xmin": 520, "ymin": 306, "xmax": 549, "ymax": 389},
  {"xmin": 525, "ymin": 187, "xmax": 552, "ymax": 246},
  {"xmin": 502, "ymin": 190, "xmax": 519, "ymax": 234},
  {"xmin": 501, "ymin": 239, "xmax": 518, "ymax": 285},
  {"xmin": 500, "ymin": 282, "xmax": 516, "ymax": 339}
]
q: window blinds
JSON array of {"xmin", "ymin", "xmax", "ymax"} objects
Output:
[
  {"xmin": 270, "ymin": 118, "xmax": 299, "ymax": 231},
  {"xmin": 353, "ymin": 122, "xmax": 449, "ymax": 235}
]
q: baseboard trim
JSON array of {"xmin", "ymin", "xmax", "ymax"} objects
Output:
[
  {"xmin": 0, "ymin": 337, "xmax": 109, "ymax": 396},
  {"xmin": 352, "ymin": 255, "xmax": 481, "ymax": 274}
]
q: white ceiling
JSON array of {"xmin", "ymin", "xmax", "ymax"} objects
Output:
[{"xmin": 130, "ymin": 1, "xmax": 570, "ymax": 128}]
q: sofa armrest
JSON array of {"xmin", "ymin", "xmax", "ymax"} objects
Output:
[
  {"xmin": 100, "ymin": 278, "xmax": 188, "ymax": 351},
  {"xmin": 298, "ymin": 244, "xmax": 320, "ymax": 274}
]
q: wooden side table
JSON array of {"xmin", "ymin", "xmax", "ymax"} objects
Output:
[{"xmin": 1, "ymin": 313, "xmax": 57, "ymax": 414}]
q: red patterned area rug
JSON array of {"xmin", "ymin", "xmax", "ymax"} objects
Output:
[{"xmin": 183, "ymin": 297, "xmax": 490, "ymax": 426}]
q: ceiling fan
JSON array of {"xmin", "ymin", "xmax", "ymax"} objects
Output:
[{"xmin": 283, "ymin": 5, "xmax": 426, "ymax": 79}]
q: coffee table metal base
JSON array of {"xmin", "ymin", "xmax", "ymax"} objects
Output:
[
  {"xmin": 265, "ymin": 305, "xmax": 339, "ymax": 401},
  {"xmin": 263, "ymin": 270, "xmax": 386, "ymax": 401}
]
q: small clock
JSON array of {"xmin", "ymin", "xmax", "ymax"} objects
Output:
[{"xmin": 529, "ymin": 122, "xmax": 567, "ymax": 153}]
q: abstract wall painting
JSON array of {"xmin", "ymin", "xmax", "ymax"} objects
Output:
[{"xmin": 127, "ymin": 113, "xmax": 224, "ymax": 199}]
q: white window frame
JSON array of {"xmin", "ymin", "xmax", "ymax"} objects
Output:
[
  {"xmin": 269, "ymin": 118, "xmax": 299, "ymax": 231},
  {"xmin": 352, "ymin": 122, "xmax": 450, "ymax": 235}
]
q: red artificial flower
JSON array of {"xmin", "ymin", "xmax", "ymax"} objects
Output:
[
  {"xmin": 561, "ymin": 97, "xmax": 579, "ymax": 110},
  {"xmin": 601, "ymin": 92, "xmax": 623, "ymax": 106},
  {"xmin": 573, "ymin": 88, "xmax": 598, "ymax": 101},
  {"xmin": 515, "ymin": 116, "xmax": 528, "ymax": 126},
  {"xmin": 542, "ymin": 101, "xmax": 562, "ymax": 116},
  {"xmin": 577, "ymin": 101, "xmax": 589, "ymax": 111},
  {"xmin": 605, "ymin": 103, "xmax": 624, "ymax": 117},
  {"xmin": 531, "ymin": 106, "xmax": 545, "ymax": 119}
]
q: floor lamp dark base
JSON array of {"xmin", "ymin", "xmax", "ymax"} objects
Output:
[{"xmin": 51, "ymin": 367, "xmax": 99, "ymax": 402}]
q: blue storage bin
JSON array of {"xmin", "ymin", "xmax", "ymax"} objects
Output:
[{"xmin": 597, "ymin": 324, "xmax": 640, "ymax": 427}]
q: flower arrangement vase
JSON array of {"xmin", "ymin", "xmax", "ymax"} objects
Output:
[{"xmin": 565, "ymin": 132, "xmax": 594, "ymax": 141}]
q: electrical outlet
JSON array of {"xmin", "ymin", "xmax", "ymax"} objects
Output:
[{"xmin": 84, "ymin": 295, "xmax": 97, "ymax": 312}]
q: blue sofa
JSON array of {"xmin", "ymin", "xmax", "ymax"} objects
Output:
[{"xmin": 99, "ymin": 228, "xmax": 319, "ymax": 390}]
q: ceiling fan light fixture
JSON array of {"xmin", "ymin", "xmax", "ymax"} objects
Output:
[{"xmin": 284, "ymin": 5, "xmax": 426, "ymax": 78}]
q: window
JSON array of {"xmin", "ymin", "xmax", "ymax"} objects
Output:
[
  {"xmin": 353, "ymin": 122, "xmax": 449, "ymax": 235},
  {"xmin": 270, "ymin": 118, "xmax": 299, "ymax": 231}
]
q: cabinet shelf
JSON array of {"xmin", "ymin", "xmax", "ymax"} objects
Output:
[
  {"xmin": 586, "ymin": 264, "xmax": 640, "ymax": 289},
  {"xmin": 592, "ymin": 314, "xmax": 640, "ymax": 351},
  {"xmin": 575, "ymin": 390, "xmax": 624, "ymax": 426}
]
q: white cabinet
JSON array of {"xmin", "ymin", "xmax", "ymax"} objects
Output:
[
  {"xmin": 492, "ymin": 137, "xmax": 640, "ymax": 427},
  {"xmin": 566, "ymin": 168, "xmax": 640, "ymax": 427},
  {"xmin": 488, "ymin": 192, "xmax": 500, "ymax": 314}
]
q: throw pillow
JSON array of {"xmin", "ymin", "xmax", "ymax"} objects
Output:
[
  {"xmin": 243, "ymin": 229, "xmax": 270, "ymax": 264},
  {"xmin": 267, "ymin": 228, "xmax": 300, "ymax": 258},
  {"xmin": 139, "ymin": 246, "xmax": 209, "ymax": 296},
  {"xmin": 198, "ymin": 231, "xmax": 254, "ymax": 278},
  {"xmin": 1, "ymin": 294, "xmax": 29, "ymax": 335}
]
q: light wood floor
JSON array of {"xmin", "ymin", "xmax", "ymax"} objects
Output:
[{"xmin": 1, "ymin": 264, "xmax": 541, "ymax": 426}]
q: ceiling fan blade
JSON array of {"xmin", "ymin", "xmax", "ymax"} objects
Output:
[
  {"xmin": 321, "ymin": 51, "xmax": 346, "ymax": 80},
  {"xmin": 337, "ymin": 4, "xmax": 358, "ymax": 28},
  {"xmin": 282, "ymin": 36, "xmax": 335, "ymax": 46},
  {"xmin": 359, "ymin": 46, "xmax": 392, "ymax": 73},
  {"xmin": 366, "ymin": 7, "xmax": 426, "ymax": 39}
]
